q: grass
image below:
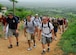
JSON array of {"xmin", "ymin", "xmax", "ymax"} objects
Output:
[{"xmin": 58, "ymin": 19, "xmax": 76, "ymax": 55}]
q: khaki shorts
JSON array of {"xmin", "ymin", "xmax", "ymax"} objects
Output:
[{"xmin": 26, "ymin": 32, "xmax": 35, "ymax": 40}]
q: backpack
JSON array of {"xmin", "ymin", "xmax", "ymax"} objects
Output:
[
  {"xmin": 25, "ymin": 19, "xmax": 34, "ymax": 27},
  {"xmin": 42, "ymin": 22, "xmax": 50, "ymax": 29},
  {"xmin": 34, "ymin": 17, "xmax": 41, "ymax": 23},
  {"xmin": 42, "ymin": 22, "xmax": 51, "ymax": 34},
  {"xmin": 14, "ymin": 16, "xmax": 20, "ymax": 23}
]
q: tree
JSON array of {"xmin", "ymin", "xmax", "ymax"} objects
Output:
[
  {"xmin": 0, "ymin": 4, "xmax": 3, "ymax": 11},
  {"xmin": 9, "ymin": 0, "xmax": 18, "ymax": 15}
]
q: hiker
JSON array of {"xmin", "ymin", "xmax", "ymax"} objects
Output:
[
  {"xmin": 0, "ymin": 15, "xmax": 8, "ymax": 39},
  {"xmin": 53, "ymin": 19, "xmax": 59, "ymax": 41},
  {"xmin": 38, "ymin": 16, "xmax": 54, "ymax": 54},
  {"xmin": 34, "ymin": 14, "xmax": 41, "ymax": 36},
  {"xmin": 4, "ymin": 13, "xmax": 19, "ymax": 48},
  {"xmin": 58, "ymin": 18, "xmax": 64, "ymax": 34},
  {"xmin": 24, "ymin": 15, "xmax": 37, "ymax": 51}
]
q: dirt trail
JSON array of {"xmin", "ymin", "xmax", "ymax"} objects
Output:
[{"xmin": 0, "ymin": 22, "xmax": 63, "ymax": 55}]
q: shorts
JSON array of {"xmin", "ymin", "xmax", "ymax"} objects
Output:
[
  {"xmin": 54, "ymin": 28, "xmax": 58, "ymax": 33},
  {"xmin": 60, "ymin": 25, "xmax": 62, "ymax": 29},
  {"xmin": 26, "ymin": 32, "xmax": 35, "ymax": 40},
  {"xmin": 41, "ymin": 36, "xmax": 52, "ymax": 44},
  {"xmin": 8, "ymin": 29, "xmax": 19, "ymax": 37}
]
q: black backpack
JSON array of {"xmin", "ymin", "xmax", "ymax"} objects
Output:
[
  {"xmin": 42, "ymin": 22, "xmax": 50, "ymax": 28},
  {"xmin": 42, "ymin": 22, "xmax": 51, "ymax": 33},
  {"xmin": 26, "ymin": 19, "xmax": 34, "ymax": 27}
]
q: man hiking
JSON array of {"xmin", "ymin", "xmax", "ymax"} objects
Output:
[
  {"xmin": 38, "ymin": 16, "xmax": 54, "ymax": 54},
  {"xmin": 24, "ymin": 15, "xmax": 38, "ymax": 51},
  {"xmin": 53, "ymin": 19, "xmax": 59, "ymax": 41},
  {"xmin": 5, "ymin": 13, "xmax": 19, "ymax": 48}
]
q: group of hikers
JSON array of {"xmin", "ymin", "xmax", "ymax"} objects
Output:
[{"xmin": 0, "ymin": 13, "xmax": 68, "ymax": 54}]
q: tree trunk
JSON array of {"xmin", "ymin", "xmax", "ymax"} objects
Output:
[{"xmin": 13, "ymin": 1, "xmax": 15, "ymax": 15}]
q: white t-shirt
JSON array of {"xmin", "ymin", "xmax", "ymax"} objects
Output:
[
  {"xmin": 39, "ymin": 22, "xmax": 54, "ymax": 37},
  {"xmin": 24, "ymin": 19, "xmax": 37, "ymax": 34}
]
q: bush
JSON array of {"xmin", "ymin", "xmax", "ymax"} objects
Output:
[{"xmin": 59, "ymin": 19, "xmax": 76, "ymax": 55}]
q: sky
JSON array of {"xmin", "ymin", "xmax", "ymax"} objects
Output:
[
  {"xmin": 0, "ymin": 0, "xmax": 76, "ymax": 8},
  {"xmin": 0, "ymin": 0, "xmax": 76, "ymax": 3}
]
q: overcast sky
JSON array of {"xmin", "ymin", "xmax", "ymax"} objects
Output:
[
  {"xmin": 0, "ymin": 0, "xmax": 76, "ymax": 3},
  {"xmin": 0, "ymin": 0, "xmax": 76, "ymax": 8}
]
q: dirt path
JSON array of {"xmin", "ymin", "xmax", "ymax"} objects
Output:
[{"xmin": 0, "ymin": 22, "xmax": 63, "ymax": 55}]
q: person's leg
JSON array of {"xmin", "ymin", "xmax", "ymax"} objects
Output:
[
  {"xmin": 41, "ymin": 37, "xmax": 46, "ymax": 54},
  {"xmin": 60, "ymin": 25, "xmax": 62, "ymax": 34},
  {"xmin": 26, "ymin": 33, "xmax": 32, "ymax": 51},
  {"xmin": 13, "ymin": 30, "xmax": 19, "ymax": 46},
  {"xmin": 5, "ymin": 25, "xmax": 8, "ymax": 40},
  {"xmin": 8, "ymin": 29, "xmax": 13, "ymax": 48},
  {"xmin": 31, "ymin": 34, "xmax": 36, "ymax": 47},
  {"xmin": 28, "ymin": 40, "xmax": 31, "ymax": 48},
  {"xmin": 46, "ymin": 37, "xmax": 52, "ymax": 52},
  {"xmin": 47, "ymin": 43, "xmax": 50, "ymax": 52},
  {"xmin": 8, "ymin": 37, "xmax": 12, "ymax": 44},
  {"xmin": 16, "ymin": 37, "xmax": 19, "ymax": 46}
]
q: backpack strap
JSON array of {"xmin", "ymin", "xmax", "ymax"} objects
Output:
[
  {"xmin": 48, "ymin": 22, "xmax": 50, "ymax": 29},
  {"xmin": 42, "ymin": 23, "xmax": 43, "ymax": 28},
  {"xmin": 42, "ymin": 22, "xmax": 51, "ymax": 34},
  {"xmin": 32, "ymin": 20, "xmax": 34, "ymax": 26},
  {"xmin": 26, "ymin": 19, "xmax": 34, "ymax": 27},
  {"xmin": 26, "ymin": 19, "xmax": 27, "ymax": 26}
]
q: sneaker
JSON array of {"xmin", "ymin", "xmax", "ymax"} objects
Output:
[
  {"xmin": 8, "ymin": 45, "xmax": 13, "ymax": 49},
  {"xmin": 47, "ymin": 48, "xmax": 50, "ymax": 52},
  {"xmin": 31, "ymin": 40, "xmax": 33, "ymax": 43},
  {"xmin": 41, "ymin": 50, "xmax": 46, "ymax": 54},
  {"xmin": 55, "ymin": 37, "xmax": 57, "ymax": 41},
  {"xmin": 27, "ymin": 47, "xmax": 32, "ymax": 51},
  {"xmin": 5, "ymin": 37, "xmax": 8, "ymax": 40}
]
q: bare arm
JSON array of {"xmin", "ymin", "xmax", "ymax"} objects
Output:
[
  {"xmin": 51, "ymin": 29, "xmax": 54, "ymax": 40},
  {"xmin": 24, "ymin": 27, "xmax": 27, "ymax": 37}
]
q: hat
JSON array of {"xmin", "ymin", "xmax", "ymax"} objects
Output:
[{"xmin": 35, "ymin": 14, "xmax": 38, "ymax": 16}]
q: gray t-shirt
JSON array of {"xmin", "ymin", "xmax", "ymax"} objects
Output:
[
  {"xmin": 39, "ymin": 22, "xmax": 54, "ymax": 37},
  {"xmin": 24, "ymin": 19, "xmax": 37, "ymax": 34},
  {"xmin": 34, "ymin": 18, "xmax": 41, "ymax": 27}
]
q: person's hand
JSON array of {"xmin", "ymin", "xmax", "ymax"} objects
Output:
[
  {"xmin": 16, "ymin": 30, "xmax": 19, "ymax": 33},
  {"xmin": 52, "ymin": 37, "xmax": 54, "ymax": 41}
]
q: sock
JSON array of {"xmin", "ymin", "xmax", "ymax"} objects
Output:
[
  {"xmin": 43, "ymin": 49, "xmax": 46, "ymax": 51},
  {"xmin": 17, "ymin": 42, "xmax": 19, "ymax": 46},
  {"xmin": 10, "ymin": 44, "xmax": 12, "ymax": 47}
]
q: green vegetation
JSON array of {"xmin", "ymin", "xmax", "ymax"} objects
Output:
[
  {"xmin": 0, "ymin": 4, "xmax": 3, "ymax": 11},
  {"xmin": 59, "ymin": 18, "xmax": 76, "ymax": 55},
  {"xmin": 5, "ymin": 8, "xmax": 33, "ymax": 20}
]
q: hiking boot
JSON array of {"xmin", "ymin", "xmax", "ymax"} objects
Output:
[
  {"xmin": 27, "ymin": 47, "xmax": 32, "ymax": 51},
  {"xmin": 41, "ymin": 50, "xmax": 46, "ymax": 55},
  {"xmin": 47, "ymin": 48, "xmax": 50, "ymax": 52},
  {"xmin": 8, "ymin": 45, "xmax": 13, "ymax": 49}
]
